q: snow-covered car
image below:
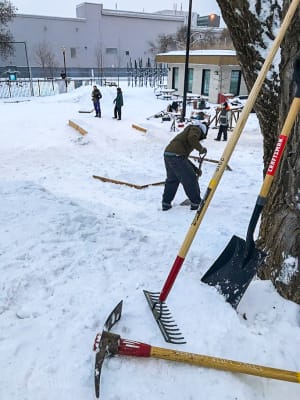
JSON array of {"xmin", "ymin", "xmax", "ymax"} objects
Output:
[
  {"xmin": 230, "ymin": 95, "xmax": 248, "ymax": 107},
  {"xmin": 230, "ymin": 95, "xmax": 255, "ymax": 113}
]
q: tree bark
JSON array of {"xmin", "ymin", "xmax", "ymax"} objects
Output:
[{"xmin": 216, "ymin": 0, "xmax": 300, "ymax": 303}]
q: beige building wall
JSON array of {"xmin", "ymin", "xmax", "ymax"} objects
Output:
[{"xmin": 157, "ymin": 50, "xmax": 248, "ymax": 103}]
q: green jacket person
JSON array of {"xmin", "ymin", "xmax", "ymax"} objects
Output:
[
  {"xmin": 162, "ymin": 124, "xmax": 207, "ymax": 211},
  {"xmin": 113, "ymin": 87, "xmax": 124, "ymax": 120}
]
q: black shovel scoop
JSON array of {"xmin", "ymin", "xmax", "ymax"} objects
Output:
[{"xmin": 201, "ymin": 57, "xmax": 300, "ymax": 309}]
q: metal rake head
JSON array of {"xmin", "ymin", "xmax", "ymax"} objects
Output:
[{"xmin": 143, "ymin": 290, "xmax": 186, "ymax": 344}]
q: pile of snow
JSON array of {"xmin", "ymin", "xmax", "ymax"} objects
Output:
[{"xmin": 0, "ymin": 84, "xmax": 299, "ymax": 399}]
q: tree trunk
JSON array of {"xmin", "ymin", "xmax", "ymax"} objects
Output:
[{"xmin": 216, "ymin": 0, "xmax": 300, "ymax": 303}]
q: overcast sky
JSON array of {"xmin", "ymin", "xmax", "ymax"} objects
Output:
[{"xmin": 12, "ymin": 0, "xmax": 221, "ymax": 18}]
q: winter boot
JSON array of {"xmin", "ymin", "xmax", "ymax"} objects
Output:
[{"xmin": 162, "ymin": 202, "xmax": 172, "ymax": 211}]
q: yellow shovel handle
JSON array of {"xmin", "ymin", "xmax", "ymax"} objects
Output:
[
  {"xmin": 260, "ymin": 97, "xmax": 300, "ymax": 197},
  {"xmin": 178, "ymin": 0, "xmax": 300, "ymax": 259}
]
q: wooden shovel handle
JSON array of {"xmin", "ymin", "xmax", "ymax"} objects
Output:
[
  {"xmin": 260, "ymin": 97, "xmax": 300, "ymax": 198},
  {"xmin": 158, "ymin": 0, "xmax": 300, "ymax": 303},
  {"xmin": 178, "ymin": 0, "xmax": 300, "ymax": 259}
]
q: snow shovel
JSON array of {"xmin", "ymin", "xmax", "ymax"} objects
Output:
[
  {"xmin": 144, "ymin": 0, "xmax": 300, "ymax": 344},
  {"xmin": 201, "ymin": 56, "xmax": 300, "ymax": 308},
  {"xmin": 94, "ymin": 301, "xmax": 300, "ymax": 398}
]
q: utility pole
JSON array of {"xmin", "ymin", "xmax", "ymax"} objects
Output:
[
  {"xmin": 61, "ymin": 46, "xmax": 67, "ymax": 92},
  {"xmin": 181, "ymin": 0, "xmax": 192, "ymax": 121}
]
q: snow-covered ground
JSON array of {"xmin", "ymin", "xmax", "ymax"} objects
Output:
[{"xmin": 0, "ymin": 85, "xmax": 299, "ymax": 400}]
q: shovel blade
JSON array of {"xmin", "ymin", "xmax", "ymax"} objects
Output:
[{"xmin": 201, "ymin": 235, "xmax": 266, "ymax": 309}]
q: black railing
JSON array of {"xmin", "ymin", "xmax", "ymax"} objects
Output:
[
  {"xmin": 0, "ymin": 78, "xmax": 83, "ymax": 98},
  {"xmin": 0, "ymin": 67, "xmax": 168, "ymax": 98}
]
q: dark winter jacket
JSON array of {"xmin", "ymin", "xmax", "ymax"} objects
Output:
[
  {"xmin": 114, "ymin": 89, "xmax": 124, "ymax": 107},
  {"xmin": 92, "ymin": 88, "xmax": 102, "ymax": 102},
  {"xmin": 165, "ymin": 125, "xmax": 206, "ymax": 157},
  {"xmin": 219, "ymin": 109, "xmax": 229, "ymax": 126}
]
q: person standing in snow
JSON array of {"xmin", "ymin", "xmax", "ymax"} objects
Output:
[
  {"xmin": 215, "ymin": 102, "xmax": 230, "ymax": 141},
  {"xmin": 162, "ymin": 123, "xmax": 207, "ymax": 211},
  {"xmin": 92, "ymin": 85, "xmax": 102, "ymax": 118},
  {"xmin": 113, "ymin": 87, "xmax": 124, "ymax": 120}
]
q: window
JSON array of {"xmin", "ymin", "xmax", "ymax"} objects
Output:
[
  {"xmin": 188, "ymin": 68, "xmax": 193, "ymax": 92},
  {"xmin": 70, "ymin": 48, "xmax": 76, "ymax": 58},
  {"xmin": 201, "ymin": 69, "xmax": 211, "ymax": 96},
  {"xmin": 9, "ymin": 73, "xmax": 17, "ymax": 81},
  {"xmin": 172, "ymin": 67, "xmax": 179, "ymax": 90},
  {"xmin": 229, "ymin": 70, "xmax": 241, "ymax": 95},
  {"xmin": 106, "ymin": 48, "xmax": 117, "ymax": 54}
]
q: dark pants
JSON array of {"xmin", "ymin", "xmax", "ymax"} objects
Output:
[
  {"xmin": 162, "ymin": 155, "xmax": 201, "ymax": 206},
  {"xmin": 217, "ymin": 124, "xmax": 228, "ymax": 140},
  {"xmin": 93, "ymin": 100, "xmax": 101, "ymax": 115},
  {"xmin": 114, "ymin": 105, "xmax": 122, "ymax": 120}
]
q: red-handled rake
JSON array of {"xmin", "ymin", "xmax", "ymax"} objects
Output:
[{"xmin": 143, "ymin": 0, "xmax": 300, "ymax": 344}]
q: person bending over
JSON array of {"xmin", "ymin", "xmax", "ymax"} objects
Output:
[{"xmin": 162, "ymin": 123, "xmax": 207, "ymax": 211}]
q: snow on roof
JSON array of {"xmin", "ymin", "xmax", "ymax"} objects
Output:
[{"xmin": 157, "ymin": 49, "xmax": 236, "ymax": 56}]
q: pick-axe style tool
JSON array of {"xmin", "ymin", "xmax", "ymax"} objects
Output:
[
  {"xmin": 93, "ymin": 301, "xmax": 300, "ymax": 398},
  {"xmin": 144, "ymin": 0, "xmax": 300, "ymax": 344}
]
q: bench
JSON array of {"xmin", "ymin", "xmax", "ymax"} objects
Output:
[{"xmin": 103, "ymin": 80, "xmax": 117, "ymax": 87}]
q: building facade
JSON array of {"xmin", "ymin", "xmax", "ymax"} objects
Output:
[
  {"xmin": 2, "ymin": 3, "xmax": 185, "ymax": 77},
  {"xmin": 155, "ymin": 50, "xmax": 248, "ymax": 103}
]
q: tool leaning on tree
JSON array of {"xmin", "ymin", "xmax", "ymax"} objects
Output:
[
  {"xmin": 93, "ymin": 302, "xmax": 300, "ymax": 399},
  {"xmin": 201, "ymin": 56, "xmax": 300, "ymax": 308},
  {"xmin": 143, "ymin": 0, "xmax": 300, "ymax": 344}
]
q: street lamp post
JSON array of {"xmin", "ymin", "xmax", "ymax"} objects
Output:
[
  {"xmin": 61, "ymin": 46, "xmax": 67, "ymax": 91},
  {"xmin": 3, "ymin": 41, "xmax": 34, "ymax": 96},
  {"xmin": 181, "ymin": 0, "xmax": 192, "ymax": 121},
  {"xmin": 23, "ymin": 41, "xmax": 34, "ymax": 96}
]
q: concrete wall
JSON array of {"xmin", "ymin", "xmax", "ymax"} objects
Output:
[
  {"xmin": 2, "ymin": 2, "xmax": 184, "ymax": 74},
  {"xmin": 99, "ymin": 12, "xmax": 184, "ymax": 69},
  {"xmin": 5, "ymin": 14, "xmax": 88, "ymax": 69}
]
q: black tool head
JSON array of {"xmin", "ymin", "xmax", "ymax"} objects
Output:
[
  {"xmin": 201, "ymin": 235, "xmax": 266, "ymax": 309},
  {"xmin": 104, "ymin": 300, "xmax": 123, "ymax": 331},
  {"xmin": 94, "ymin": 301, "xmax": 123, "ymax": 398}
]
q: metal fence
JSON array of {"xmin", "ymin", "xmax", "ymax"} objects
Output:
[
  {"xmin": 0, "ymin": 78, "xmax": 94, "ymax": 98},
  {"xmin": 0, "ymin": 68, "xmax": 167, "ymax": 98}
]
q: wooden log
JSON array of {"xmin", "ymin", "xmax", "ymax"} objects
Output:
[
  {"xmin": 68, "ymin": 120, "xmax": 88, "ymax": 135},
  {"xmin": 132, "ymin": 124, "xmax": 147, "ymax": 133}
]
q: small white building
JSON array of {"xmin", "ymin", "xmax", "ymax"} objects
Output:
[{"xmin": 155, "ymin": 49, "xmax": 248, "ymax": 103}]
